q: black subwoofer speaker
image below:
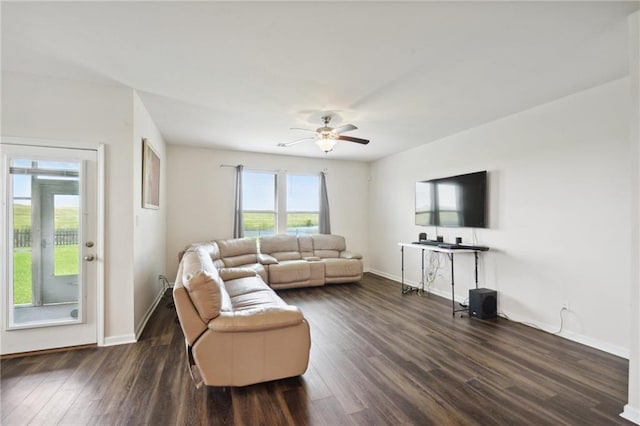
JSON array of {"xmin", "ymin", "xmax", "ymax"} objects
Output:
[{"xmin": 469, "ymin": 288, "xmax": 497, "ymax": 319}]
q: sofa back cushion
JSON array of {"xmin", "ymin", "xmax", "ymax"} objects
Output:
[
  {"xmin": 200, "ymin": 241, "xmax": 226, "ymax": 269},
  {"xmin": 179, "ymin": 241, "xmax": 226, "ymax": 269},
  {"xmin": 217, "ymin": 238, "xmax": 258, "ymax": 267},
  {"xmin": 184, "ymin": 270, "xmax": 224, "ymax": 322},
  {"xmin": 259, "ymin": 235, "xmax": 302, "ymax": 261},
  {"xmin": 180, "ymin": 248, "xmax": 230, "ymax": 322},
  {"xmin": 297, "ymin": 235, "xmax": 314, "ymax": 258},
  {"xmin": 312, "ymin": 234, "xmax": 346, "ymax": 258}
]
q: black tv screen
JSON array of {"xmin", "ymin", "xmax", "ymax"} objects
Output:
[{"xmin": 415, "ymin": 171, "xmax": 487, "ymax": 228}]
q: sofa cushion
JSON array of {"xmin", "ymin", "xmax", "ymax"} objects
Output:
[
  {"xmin": 267, "ymin": 261, "xmax": 311, "ymax": 285},
  {"xmin": 312, "ymin": 234, "xmax": 347, "ymax": 251},
  {"xmin": 257, "ymin": 253, "xmax": 278, "ymax": 265},
  {"xmin": 224, "ymin": 276, "xmax": 290, "ymax": 310},
  {"xmin": 183, "ymin": 269, "xmax": 225, "ymax": 323},
  {"xmin": 297, "ymin": 235, "xmax": 314, "ymax": 258},
  {"xmin": 231, "ymin": 289, "xmax": 287, "ymax": 310},
  {"xmin": 208, "ymin": 306, "xmax": 304, "ymax": 332},
  {"xmin": 273, "ymin": 251, "xmax": 303, "ymax": 261},
  {"xmin": 219, "ymin": 267, "xmax": 257, "ymax": 281},
  {"xmin": 259, "ymin": 235, "xmax": 302, "ymax": 261},
  {"xmin": 225, "ymin": 275, "xmax": 273, "ymax": 298},
  {"xmin": 217, "ymin": 238, "xmax": 258, "ymax": 267},
  {"xmin": 323, "ymin": 258, "xmax": 363, "ymax": 278},
  {"xmin": 222, "ymin": 253, "xmax": 258, "ymax": 268},
  {"xmin": 312, "ymin": 234, "xmax": 346, "ymax": 258},
  {"xmin": 314, "ymin": 249, "xmax": 339, "ymax": 259},
  {"xmin": 340, "ymin": 251, "xmax": 362, "ymax": 260},
  {"xmin": 198, "ymin": 241, "xmax": 221, "ymax": 262}
]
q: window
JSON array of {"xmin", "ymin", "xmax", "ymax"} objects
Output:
[
  {"xmin": 286, "ymin": 174, "xmax": 319, "ymax": 235},
  {"xmin": 242, "ymin": 171, "xmax": 277, "ymax": 237},
  {"xmin": 241, "ymin": 171, "xmax": 320, "ymax": 236}
]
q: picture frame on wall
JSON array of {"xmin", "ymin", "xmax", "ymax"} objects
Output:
[{"xmin": 142, "ymin": 138, "xmax": 160, "ymax": 209}]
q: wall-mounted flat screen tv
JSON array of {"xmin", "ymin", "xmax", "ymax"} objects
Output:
[{"xmin": 415, "ymin": 171, "xmax": 487, "ymax": 228}]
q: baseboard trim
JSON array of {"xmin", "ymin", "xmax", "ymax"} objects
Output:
[
  {"xmin": 103, "ymin": 333, "xmax": 136, "ymax": 347},
  {"xmin": 134, "ymin": 287, "xmax": 166, "ymax": 341},
  {"xmin": 557, "ymin": 328, "xmax": 629, "ymax": 359},
  {"xmin": 0, "ymin": 343, "xmax": 96, "ymax": 359},
  {"xmin": 621, "ymin": 404, "xmax": 640, "ymax": 424},
  {"xmin": 367, "ymin": 271, "xmax": 629, "ymax": 359}
]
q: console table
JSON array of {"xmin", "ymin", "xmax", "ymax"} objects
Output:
[{"xmin": 398, "ymin": 242, "xmax": 488, "ymax": 316}]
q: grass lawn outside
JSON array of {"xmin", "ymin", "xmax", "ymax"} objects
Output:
[
  {"xmin": 243, "ymin": 212, "xmax": 319, "ymax": 237},
  {"xmin": 13, "ymin": 204, "xmax": 79, "ymax": 229},
  {"xmin": 12, "ymin": 245, "xmax": 79, "ymax": 305},
  {"xmin": 243, "ymin": 212, "xmax": 276, "ymax": 233},
  {"xmin": 286, "ymin": 213, "xmax": 319, "ymax": 228}
]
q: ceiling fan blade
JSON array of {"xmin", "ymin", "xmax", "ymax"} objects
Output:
[
  {"xmin": 278, "ymin": 136, "xmax": 316, "ymax": 147},
  {"xmin": 338, "ymin": 135, "xmax": 370, "ymax": 145},
  {"xmin": 332, "ymin": 123, "xmax": 357, "ymax": 134},
  {"xmin": 290, "ymin": 127, "xmax": 318, "ymax": 133}
]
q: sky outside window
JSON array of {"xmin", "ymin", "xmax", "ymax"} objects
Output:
[{"xmin": 287, "ymin": 174, "xmax": 319, "ymax": 212}]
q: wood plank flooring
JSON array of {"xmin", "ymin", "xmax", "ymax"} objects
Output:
[{"xmin": 1, "ymin": 273, "xmax": 631, "ymax": 425}]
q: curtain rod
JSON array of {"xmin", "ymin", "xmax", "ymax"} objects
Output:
[
  {"xmin": 220, "ymin": 164, "xmax": 327, "ymax": 174},
  {"xmin": 220, "ymin": 164, "xmax": 281, "ymax": 173}
]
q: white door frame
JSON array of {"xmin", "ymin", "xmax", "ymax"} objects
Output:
[{"xmin": 0, "ymin": 136, "xmax": 106, "ymax": 347}]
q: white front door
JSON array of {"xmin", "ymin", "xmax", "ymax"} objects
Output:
[{"xmin": 1, "ymin": 143, "xmax": 99, "ymax": 355}]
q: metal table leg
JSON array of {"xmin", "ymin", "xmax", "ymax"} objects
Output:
[
  {"xmin": 450, "ymin": 253, "xmax": 455, "ymax": 315},
  {"xmin": 401, "ymin": 245, "xmax": 405, "ymax": 294}
]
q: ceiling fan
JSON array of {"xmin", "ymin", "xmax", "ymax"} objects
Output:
[{"xmin": 278, "ymin": 115, "xmax": 370, "ymax": 153}]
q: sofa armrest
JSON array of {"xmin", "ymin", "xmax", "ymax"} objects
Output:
[
  {"xmin": 340, "ymin": 251, "xmax": 362, "ymax": 260},
  {"xmin": 208, "ymin": 306, "xmax": 304, "ymax": 332},
  {"xmin": 258, "ymin": 253, "xmax": 279, "ymax": 265},
  {"xmin": 219, "ymin": 267, "xmax": 257, "ymax": 281}
]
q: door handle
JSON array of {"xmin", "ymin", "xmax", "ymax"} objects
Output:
[{"xmin": 84, "ymin": 255, "xmax": 95, "ymax": 262}]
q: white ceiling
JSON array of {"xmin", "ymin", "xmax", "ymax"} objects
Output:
[{"xmin": 2, "ymin": 1, "xmax": 638, "ymax": 162}]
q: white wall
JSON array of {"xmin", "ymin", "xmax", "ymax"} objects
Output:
[
  {"xmin": 1, "ymin": 72, "xmax": 137, "ymax": 342},
  {"xmin": 369, "ymin": 78, "xmax": 632, "ymax": 356},
  {"xmin": 165, "ymin": 146, "xmax": 369, "ymax": 280},
  {"xmin": 132, "ymin": 92, "xmax": 167, "ymax": 338}
]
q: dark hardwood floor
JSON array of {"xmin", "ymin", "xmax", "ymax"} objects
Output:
[{"xmin": 1, "ymin": 273, "xmax": 631, "ymax": 425}]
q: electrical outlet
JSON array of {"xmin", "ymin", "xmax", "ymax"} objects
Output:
[{"xmin": 562, "ymin": 301, "xmax": 570, "ymax": 311}]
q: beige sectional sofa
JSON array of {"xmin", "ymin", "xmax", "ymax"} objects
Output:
[
  {"xmin": 173, "ymin": 244, "xmax": 311, "ymax": 387},
  {"xmin": 173, "ymin": 234, "xmax": 362, "ymax": 387}
]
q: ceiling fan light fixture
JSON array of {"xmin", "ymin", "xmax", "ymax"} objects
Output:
[
  {"xmin": 280, "ymin": 115, "xmax": 368, "ymax": 152},
  {"xmin": 316, "ymin": 136, "xmax": 338, "ymax": 153}
]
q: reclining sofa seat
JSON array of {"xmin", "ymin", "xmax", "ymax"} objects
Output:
[
  {"xmin": 258, "ymin": 234, "xmax": 324, "ymax": 289},
  {"xmin": 216, "ymin": 237, "xmax": 267, "ymax": 282},
  {"xmin": 173, "ymin": 245, "xmax": 311, "ymax": 387},
  {"xmin": 258, "ymin": 234, "xmax": 363, "ymax": 288},
  {"xmin": 310, "ymin": 234, "xmax": 363, "ymax": 283}
]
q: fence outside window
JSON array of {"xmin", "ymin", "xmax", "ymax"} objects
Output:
[{"xmin": 13, "ymin": 228, "xmax": 78, "ymax": 248}]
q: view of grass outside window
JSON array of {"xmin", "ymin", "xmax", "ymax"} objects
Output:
[
  {"xmin": 11, "ymin": 157, "xmax": 81, "ymax": 306},
  {"xmin": 286, "ymin": 174, "xmax": 319, "ymax": 235},
  {"xmin": 242, "ymin": 171, "xmax": 277, "ymax": 237},
  {"xmin": 13, "ymin": 203, "xmax": 80, "ymax": 305}
]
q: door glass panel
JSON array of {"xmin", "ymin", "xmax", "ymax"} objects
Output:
[
  {"xmin": 54, "ymin": 194, "xmax": 80, "ymax": 276},
  {"xmin": 9, "ymin": 159, "xmax": 82, "ymax": 326},
  {"xmin": 13, "ymin": 196, "xmax": 32, "ymax": 306}
]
